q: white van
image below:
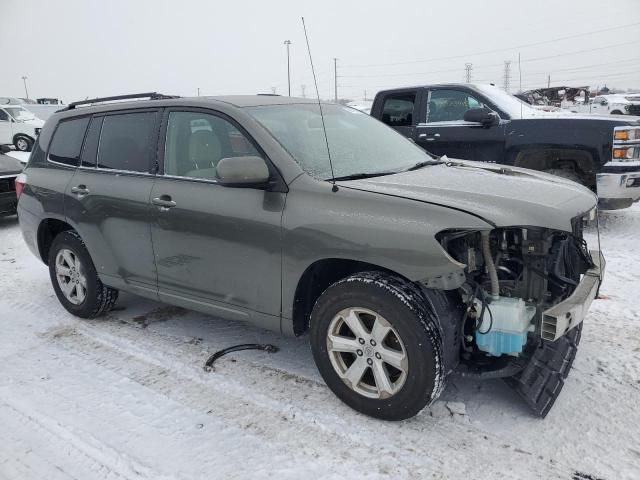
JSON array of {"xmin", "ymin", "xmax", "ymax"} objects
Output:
[{"xmin": 0, "ymin": 105, "xmax": 45, "ymax": 152}]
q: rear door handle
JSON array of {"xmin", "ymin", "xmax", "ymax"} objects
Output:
[
  {"xmin": 152, "ymin": 195, "xmax": 176, "ymax": 211},
  {"xmin": 70, "ymin": 185, "xmax": 89, "ymax": 196},
  {"xmin": 418, "ymin": 133, "xmax": 440, "ymax": 141}
]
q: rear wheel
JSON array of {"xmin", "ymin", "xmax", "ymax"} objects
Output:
[
  {"xmin": 48, "ymin": 231, "xmax": 118, "ymax": 318},
  {"xmin": 544, "ymin": 168, "xmax": 583, "ymax": 185},
  {"xmin": 310, "ymin": 271, "xmax": 445, "ymax": 420},
  {"xmin": 14, "ymin": 136, "xmax": 33, "ymax": 152}
]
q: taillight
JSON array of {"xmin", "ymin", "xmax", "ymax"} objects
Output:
[{"xmin": 15, "ymin": 173, "xmax": 26, "ymax": 200}]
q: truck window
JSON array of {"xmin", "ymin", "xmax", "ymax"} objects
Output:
[
  {"xmin": 380, "ymin": 93, "xmax": 416, "ymax": 127},
  {"xmin": 427, "ymin": 89, "xmax": 484, "ymax": 123},
  {"xmin": 48, "ymin": 117, "xmax": 90, "ymax": 166},
  {"xmin": 0, "ymin": 109, "xmax": 8, "ymax": 121}
]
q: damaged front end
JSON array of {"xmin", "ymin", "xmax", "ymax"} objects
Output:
[{"xmin": 436, "ymin": 218, "xmax": 604, "ymax": 416}]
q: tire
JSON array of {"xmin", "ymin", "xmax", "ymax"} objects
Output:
[
  {"xmin": 310, "ymin": 271, "xmax": 445, "ymax": 421},
  {"xmin": 610, "ymin": 110, "xmax": 623, "ymax": 115},
  {"xmin": 14, "ymin": 136, "xmax": 33, "ymax": 152},
  {"xmin": 48, "ymin": 231, "xmax": 118, "ymax": 318},
  {"xmin": 544, "ymin": 168, "xmax": 582, "ymax": 185}
]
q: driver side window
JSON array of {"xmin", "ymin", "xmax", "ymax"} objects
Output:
[{"xmin": 426, "ymin": 89, "xmax": 484, "ymax": 123}]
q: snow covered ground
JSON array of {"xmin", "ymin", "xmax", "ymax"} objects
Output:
[{"xmin": 0, "ymin": 205, "xmax": 639, "ymax": 480}]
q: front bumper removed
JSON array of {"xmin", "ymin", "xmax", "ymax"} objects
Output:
[{"xmin": 541, "ymin": 250, "xmax": 605, "ymax": 341}]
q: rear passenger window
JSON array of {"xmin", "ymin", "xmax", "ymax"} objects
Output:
[
  {"xmin": 48, "ymin": 117, "xmax": 90, "ymax": 166},
  {"xmin": 97, "ymin": 112, "xmax": 157, "ymax": 172},
  {"xmin": 380, "ymin": 93, "xmax": 416, "ymax": 127}
]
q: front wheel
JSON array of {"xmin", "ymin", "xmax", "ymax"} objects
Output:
[
  {"xmin": 310, "ymin": 272, "xmax": 445, "ymax": 420},
  {"xmin": 48, "ymin": 231, "xmax": 119, "ymax": 318},
  {"xmin": 14, "ymin": 136, "xmax": 33, "ymax": 152}
]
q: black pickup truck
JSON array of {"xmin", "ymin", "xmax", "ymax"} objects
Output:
[{"xmin": 370, "ymin": 84, "xmax": 640, "ymax": 209}]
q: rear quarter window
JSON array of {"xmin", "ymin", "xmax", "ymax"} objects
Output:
[
  {"xmin": 96, "ymin": 112, "xmax": 158, "ymax": 172},
  {"xmin": 47, "ymin": 117, "xmax": 90, "ymax": 166}
]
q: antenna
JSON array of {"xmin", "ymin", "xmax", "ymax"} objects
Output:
[
  {"xmin": 301, "ymin": 16, "xmax": 338, "ymax": 192},
  {"xmin": 518, "ymin": 52, "xmax": 523, "ymax": 120}
]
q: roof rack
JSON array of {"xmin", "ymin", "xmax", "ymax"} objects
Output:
[{"xmin": 66, "ymin": 92, "xmax": 179, "ymax": 110}]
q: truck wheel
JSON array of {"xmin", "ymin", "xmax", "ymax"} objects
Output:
[
  {"xmin": 14, "ymin": 136, "xmax": 33, "ymax": 152},
  {"xmin": 310, "ymin": 271, "xmax": 445, "ymax": 421},
  {"xmin": 610, "ymin": 110, "xmax": 623, "ymax": 115},
  {"xmin": 544, "ymin": 168, "xmax": 582, "ymax": 185},
  {"xmin": 48, "ymin": 231, "xmax": 119, "ymax": 318}
]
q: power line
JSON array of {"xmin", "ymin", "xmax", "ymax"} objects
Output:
[{"xmin": 340, "ymin": 22, "xmax": 640, "ymax": 68}]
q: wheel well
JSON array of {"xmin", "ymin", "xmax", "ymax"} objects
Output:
[
  {"xmin": 13, "ymin": 133, "xmax": 34, "ymax": 143},
  {"xmin": 513, "ymin": 148, "xmax": 597, "ymax": 189},
  {"xmin": 610, "ymin": 110, "xmax": 623, "ymax": 115},
  {"xmin": 37, "ymin": 219, "xmax": 74, "ymax": 264},
  {"xmin": 291, "ymin": 258, "xmax": 403, "ymax": 336}
]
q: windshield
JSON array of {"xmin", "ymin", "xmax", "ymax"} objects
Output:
[
  {"xmin": 247, "ymin": 103, "xmax": 435, "ymax": 180},
  {"xmin": 5, "ymin": 107, "xmax": 36, "ymax": 121}
]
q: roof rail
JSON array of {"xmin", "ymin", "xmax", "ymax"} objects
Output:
[{"xmin": 66, "ymin": 92, "xmax": 179, "ymax": 110}]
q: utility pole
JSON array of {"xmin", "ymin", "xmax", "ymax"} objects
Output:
[
  {"xmin": 271, "ymin": 86, "xmax": 277, "ymax": 94},
  {"xmin": 301, "ymin": 84, "xmax": 306, "ymax": 98},
  {"xmin": 547, "ymin": 74, "xmax": 551, "ymax": 88},
  {"xmin": 364, "ymin": 89, "xmax": 367, "ymax": 101},
  {"xmin": 333, "ymin": 58, "xmax": 338, "ymax": 103},
  {"xmin": 503, "ymin": 61, "xmax": 511, "ymax": 92},
  {"xmin": 284, "ymin": 40, "xmax": 292, "ymax": 96},
  {"xmin": 464, "ymin": 63, "xmax": 473, "ymax": 84},
  {"xmin": 197, "ymin": 87, "xmax": 200, "ymax": 96},
  {"xmin": 21, "ymin": 76, "xmax": 29, "ymax": 99}
]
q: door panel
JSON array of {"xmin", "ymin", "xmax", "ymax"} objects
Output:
[
  {"xmin": 150, "ymin": 109, "xmax": 284, "ymax": 326},
  {"xmin": 64, "ymin": 111, "xmax": 160, "ymax": 293},
  {"xmin": 0, "ymin": 110, "xmax": 12, "ymax": 144},
  {"xmin": 416, "ymin": 88, "xmax": 506, "ymax": 163}
]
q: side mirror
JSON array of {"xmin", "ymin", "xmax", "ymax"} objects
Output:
[
  {"xmin": 216, "ymin": 155, "xmax": 270, "ymax": 187},
  {"xmin": 0, "ymin": 145, "xmax": 10, "ymax": 154},
  {"xmin": 463, "ymin": 107, "xmax": 499, "ymax": 126},
  {"xmin": 600, "ymin": 100, "xmax": 608, "ymax": 106}
]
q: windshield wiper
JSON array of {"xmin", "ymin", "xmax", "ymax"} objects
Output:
[
  {"xmin": 331, "ymin": 171, "xmax": 398, "ymax": 181},
  {"xmin": 405, "ymin": 159, "xmax": 444, "ymax": 171}
]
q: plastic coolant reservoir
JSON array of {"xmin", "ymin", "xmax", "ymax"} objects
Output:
[{"xmin": 475, "ymin": 296, "xmax": 536, "ymax": 357}]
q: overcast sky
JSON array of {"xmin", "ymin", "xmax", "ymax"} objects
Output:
[{"xmin": 1, "ymin": 0, "xmax": 639, "ymax": 102}]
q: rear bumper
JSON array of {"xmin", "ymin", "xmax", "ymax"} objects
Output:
[
  {"xmin": 541, "ymin": 250, "xmax": 604, "ymax": 341},
  {"xmin": 596, "ymin": 172, "xmax": 640, "ymax": 209}
]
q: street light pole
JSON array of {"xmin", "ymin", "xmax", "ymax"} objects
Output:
[
  {"xmin": 284, "ymin": 40, "xmax": 292, "ymax": 96},
  {"xmin": 333, "ymin": 58, "xmax": 338, "ymax": 103},
  {"xmin": 21, "ymin": 76, "xmax": 29, "ymax": 100}
]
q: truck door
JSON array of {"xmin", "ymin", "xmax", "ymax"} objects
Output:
[{"xmin": 415, "ymin": 88, "xmax": 506, "ymax": 163}]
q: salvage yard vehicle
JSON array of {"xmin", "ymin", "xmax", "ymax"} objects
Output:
[
  {"xmin": 17, "ymin": 92, "xmax": 603, "ymax": 420},
  {"xmin": 371, "ymin": 83, "xmax": 640, "ymax": 209},
  {"xmin": 0, "ymin": 105, "xmax": 44, "ymax": 152},
  {"xmin": 0, "ymin": 145, "xmax": 21, "ymax": 216},
  {"xmin": 574, "ymin": 93, "xmax": 640, "ymax": 116}
]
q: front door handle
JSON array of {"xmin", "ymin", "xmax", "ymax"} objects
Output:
[
  {"xmin": 418, "ymin": 133, "xmax": 441, "ymax": 141},
  {"xmin": 70, "ymin": 185, "xmax": 90, "ymax": 196},
  {"xmin": 152, "ymin": 195, "xmax": 177, "ymax": 211}
]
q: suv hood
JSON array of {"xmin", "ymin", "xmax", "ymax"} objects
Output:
[
  {"xmin": 22, "ymin": 118, "xmax": 45, "ymax": 128},
  {"xmin": 339, "ymin": 159, "xmax": 596, "ymax": 232},
  {"xmin": 0, "ymin": 153, "xmax": 23, "ymax": 176}
]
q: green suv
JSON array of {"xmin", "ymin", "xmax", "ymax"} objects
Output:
[{"xmin": 16, "ymin": 93, "xmax": 603, "ymax": 420}]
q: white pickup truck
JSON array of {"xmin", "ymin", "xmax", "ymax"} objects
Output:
[
  {"xmin": 0, "ymin": 105, "xmax": 44, "ymax": 152},
  {"xmin": 565, "ymin": 93, "xmax": 640, "ymax": 116}
]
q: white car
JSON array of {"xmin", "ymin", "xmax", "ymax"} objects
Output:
[
  {"xmin": 0, "ymin": 105, "xmax": 45, "ymax": 152},
  {"xmin": 566, "ymin": 94, "xmax": 640, "ymax": 116}
]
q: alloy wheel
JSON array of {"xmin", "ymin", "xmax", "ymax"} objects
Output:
[
  {"xmin": 55, "ymin": 248, "xmax": 87, "ymax": 305},
  {"xmin": 326, "ymin": 307, "xmax": 408, "ymax": 399}
]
